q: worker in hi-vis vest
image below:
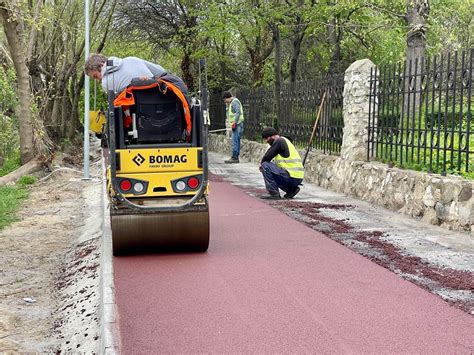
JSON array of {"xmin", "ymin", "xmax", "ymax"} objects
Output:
[
  {"xmin": 259, "ymin": 127, "xmax": 304, "ymax": 200},
  {"xmin": 223, "ymin": 91, "xmax": 244, "ymax": 163}
]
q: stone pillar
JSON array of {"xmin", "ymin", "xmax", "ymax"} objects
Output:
[{"xmin": 340, "ymin": 59, "xmax": 377, "ymax": 161}]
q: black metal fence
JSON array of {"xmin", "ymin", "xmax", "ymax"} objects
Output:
[
  {"xmin": 369, "ymin": 49, "xmax": 473, "ymax": 175},
  {"xmin": 209, "ymin": 73, "xmax": 344, "ymax": 154},
  {"xmin": 209, "ymin": 94, "xmax": 226, "ymax": 131}
]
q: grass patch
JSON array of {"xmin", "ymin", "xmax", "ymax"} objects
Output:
[
  {"xmin": 0, "ymin": 151, "xmax": 35, "ymax": 229},
  {"xmin": 0, "ymin": 175, "xmax": 36, "ymax": 230},
  {"xmin": 18, "ymin": 175, "xmax": 37, "ymax": 186},
  {"xmin": 0, "ymin": 185, "xmax": 28, "ymax": 230},
  {"xmin": 0, "ymin": 152, "xmax": 20, "ymax": 177}
]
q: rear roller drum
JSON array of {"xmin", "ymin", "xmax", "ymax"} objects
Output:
[{"xmin": 111, "ymin": 209, "xmax": 209, "ymax": 256}]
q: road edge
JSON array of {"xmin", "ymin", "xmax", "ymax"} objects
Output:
[{"xmin": 99, "ymin": 153, "xmax": 121, "ymax": 354}]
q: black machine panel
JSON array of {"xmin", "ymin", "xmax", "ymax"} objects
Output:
[{"xmin": 133, "ymin": 87, "xmax": 186, "ymax": 144}]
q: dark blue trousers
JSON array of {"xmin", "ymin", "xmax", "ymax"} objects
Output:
[{"xmin": 261, "ymin": 161, "xmax": 302, "ymax": 196}]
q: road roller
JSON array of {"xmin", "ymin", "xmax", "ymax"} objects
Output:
[{"xmin": 105, "ymin": 60, "xmax": 210, "ymax": 255}]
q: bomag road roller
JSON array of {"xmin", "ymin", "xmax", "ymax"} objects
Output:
[{"xmin": 105, "ymin": 59, "xmax": 210, "ymax": 255}]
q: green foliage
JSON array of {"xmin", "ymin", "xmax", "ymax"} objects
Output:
[
  {"xmin": 0, "ymin": 68, "xmax": 18, "ymax": 107},
  {"xmin": 18, "ymin": 175, "xmax": 37, "ymax": 186},
  {"xmin": 377, "ymin": 106, "xmax": 400, "ymax": 128},
  {"xmin": 0, "ymin": 185, "xmax": 28, "ymax": 230},
  {"xmin": 0, "ymin": 114, "xmax": 19, "ymax": 159},
  {"xmin": 425, "ymin": 106, "xmax": 473, "ymax": 131},
  {"xmin": 110, "ymin": 0, "xmax": 472, "ymax": 91},
  {"xmin": 0, "ymin": 152, "xmax": 20, "ymax": 177},
  {"xmin": 427, "ymin": 0, "xmax": 474, "ymax": 53},
  {"xmin": 375, "ymin": 140, "xmax": 474, "ymax": 179},
  {"xmin": 0, "ymin": 68, "xmax": 19, "ymax": 159}
]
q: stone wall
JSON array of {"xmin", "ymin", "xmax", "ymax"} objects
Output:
[
  {"xmin": 210, "ymin": 134, "xmax": 473, "ymax": 233},
  {"xmin": 209, "ymin": 58, "xmax": 473, "ymax": 234}
]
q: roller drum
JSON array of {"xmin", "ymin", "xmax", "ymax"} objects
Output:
[{"xmin": 111, "ymin": 209, "xmax": 210, "ymax": 255}]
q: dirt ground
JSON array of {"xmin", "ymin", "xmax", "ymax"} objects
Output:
[{"xmin": 0, "ymin": 141, "xmax": 103, "ymax": 352}]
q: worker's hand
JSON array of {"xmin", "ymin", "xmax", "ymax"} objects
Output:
[
  {"xmin": 231, "ymin": 122, "xmax": 237, "ymax": 131},
  {"xmin": 259, "ymin": 165, "xmax": 263, "ymax": 173}
]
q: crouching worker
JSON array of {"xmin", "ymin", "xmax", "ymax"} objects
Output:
[{"xmin": 259, "ymin": 127, "xmax": 304, "ymax": 200}]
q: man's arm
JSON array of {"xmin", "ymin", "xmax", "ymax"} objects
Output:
[
  {"xmin": 230, "ymin": 100, "xmax": 241, "ymax": 124},
  {"xmin": 260, "ymin": 138, "xmax": 289, "ymax": 164}
]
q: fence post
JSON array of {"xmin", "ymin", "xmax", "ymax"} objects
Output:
[{"xmin": 341, "ymin": 59, "xmax": 377, "ymax": 161}]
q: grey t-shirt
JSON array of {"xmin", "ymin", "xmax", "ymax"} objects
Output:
[{"xmin": 101, "ymin": 56, "xmax": 167, "ymax": 94}]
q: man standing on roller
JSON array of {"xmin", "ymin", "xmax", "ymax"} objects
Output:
[{"xmin": 259, "ymin": 127, "xmax": 304, "ymax": 200}]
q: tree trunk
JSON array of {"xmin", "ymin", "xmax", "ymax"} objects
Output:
[
  {"xmin": 61, "ymin": 89, "xmax": 73, "ymax": 138},
  {"xmin": 328, "ymin": 17, "xmax": 342, "ymax": 73},
  {"xmin": 0, "ymin": 159, "xmax": 43, "ymax": 186},
  {"xmin": 245, "ymin": 32, "xmax": 274, "ymax": 87},
  {"xmin": 273, "ymin": 25, "xmax": 282, "ymax": 130},
  {"xmin": 289, "ymin": 0, "xmax": 307, "ymax": 82},
  {"xmin": 405, "ymin": 0, "xmax": 429, "ymax": 63},
  {"xmin": 68, "ymin": 75, "xmax": 84, "ymax": 139},
  {"xmin": 250, "ymin": 56, "xmax": 265, "ymax": 87},
  {"xmin": 181, "ymin": 49, "xmax": 194, "ymax": 92},
  {"xmin": 0, "ymin": 3, "xmax": 35, "ymax": 164},
  {"xmin": 289, "ymin": 32, "xmax": 304, "ymax": 83},
  {"xmin": 50, "ymin": 94, "xmax": 62, "ymax": 140},
  {"xmin": 404, "ymin": 0, "xmax": 430, "ymax": 119}
]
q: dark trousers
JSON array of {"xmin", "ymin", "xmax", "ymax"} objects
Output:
[{"xmin": 261, "ymin": 161, "xmax": 302, "ymax": 195}]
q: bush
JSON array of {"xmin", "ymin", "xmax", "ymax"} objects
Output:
[
  {"xmin": 18, "ymin": 175, "xmax": 37, "ymax": 186},
  {"xmin": 377, "ymin": 109, "xmax": 400, "ymax": 128},
  {"xmin": 0, "ymin": 185, "xmax": 28, "ymax": 230},
  {"xmin": 0, "ymin": 113, "xmax": 19, "ymax": 159},
  {"xmin": 0, "ymin": 152, "xmax": 20, "ymax": 177},
  {"xmin": 0, "ymin": 68, "xmax": 19, "ymax": 159},
  {"xmin": 425, "ymin": 106, "xmax": 472, "ymax": 131}
]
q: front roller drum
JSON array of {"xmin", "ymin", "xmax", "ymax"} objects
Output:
[{"xmin": 111, "ymin": 209, "xmax": 209, "ymax": 255}]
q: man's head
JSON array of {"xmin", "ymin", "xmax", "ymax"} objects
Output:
[
  {"xmin": 222, "ymin": 91, "xmax": 233, "ymax": 104},
  {"xmin": 261, "ymin": 127, "xmax": 279, "ymax": 145},
  {"xmin": 85, "ymin": 53, "xmax": 108, "ymax": 80}
]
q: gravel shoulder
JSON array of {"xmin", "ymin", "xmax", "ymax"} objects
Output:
[{"xmin": 0, "ymin": 140, "xmax": 103, "ymax": 352}]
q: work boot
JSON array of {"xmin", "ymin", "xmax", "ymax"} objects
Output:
[
  {"xmin": 284, "ymin": 187, "xmax": 300, "ymax": 199},
  {"xmin": 260, "ymin": 193, "xmax": 281, "ymax": 200},
  {"xmin": 225, "ymin": 156, "xmax": 239, "ymax": 164}
]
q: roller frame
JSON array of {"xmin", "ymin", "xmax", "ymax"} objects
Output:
[{"xmin": 106, "ymin": 61, "xmax": 211, "ymax": 255}]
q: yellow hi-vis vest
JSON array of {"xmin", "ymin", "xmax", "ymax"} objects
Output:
[
  {"xmin": 228, "ymin": 98, "xmax": 244, "ymax": 124},
  {"xmin": 274, "ymin": 137, "xmax": 305, "ymax": 179}
]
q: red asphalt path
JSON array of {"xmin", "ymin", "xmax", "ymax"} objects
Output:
[{"xmin": 114, "ymin": 181, "xmax": 474, "ymax": 354}]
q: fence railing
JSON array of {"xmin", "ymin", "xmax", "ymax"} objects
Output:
[
  {"xmin": 209, "ymin": 73, "xmax": 345, "ymax": 154},
  {"xmin": 369, "ymin": 49, "xmax": 473, "ymax": 175}
]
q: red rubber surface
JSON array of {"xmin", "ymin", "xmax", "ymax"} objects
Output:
[{"xmin": 114, "ymin": 181, "xmax": 474, "ymax": 353}]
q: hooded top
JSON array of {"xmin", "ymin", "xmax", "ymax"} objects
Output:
[{"xmin": 101, "ymin": 56, "xmax": 167, "ymax": 94}]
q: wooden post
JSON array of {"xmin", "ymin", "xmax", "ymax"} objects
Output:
[{"xmin": 302, "ymin": 91, "xmax": 326, "ymax": 166}]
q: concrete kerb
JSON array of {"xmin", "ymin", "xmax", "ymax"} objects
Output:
[{"xmin": 99, "ymin": 154, "xmax": 121, "ymax": 354}]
